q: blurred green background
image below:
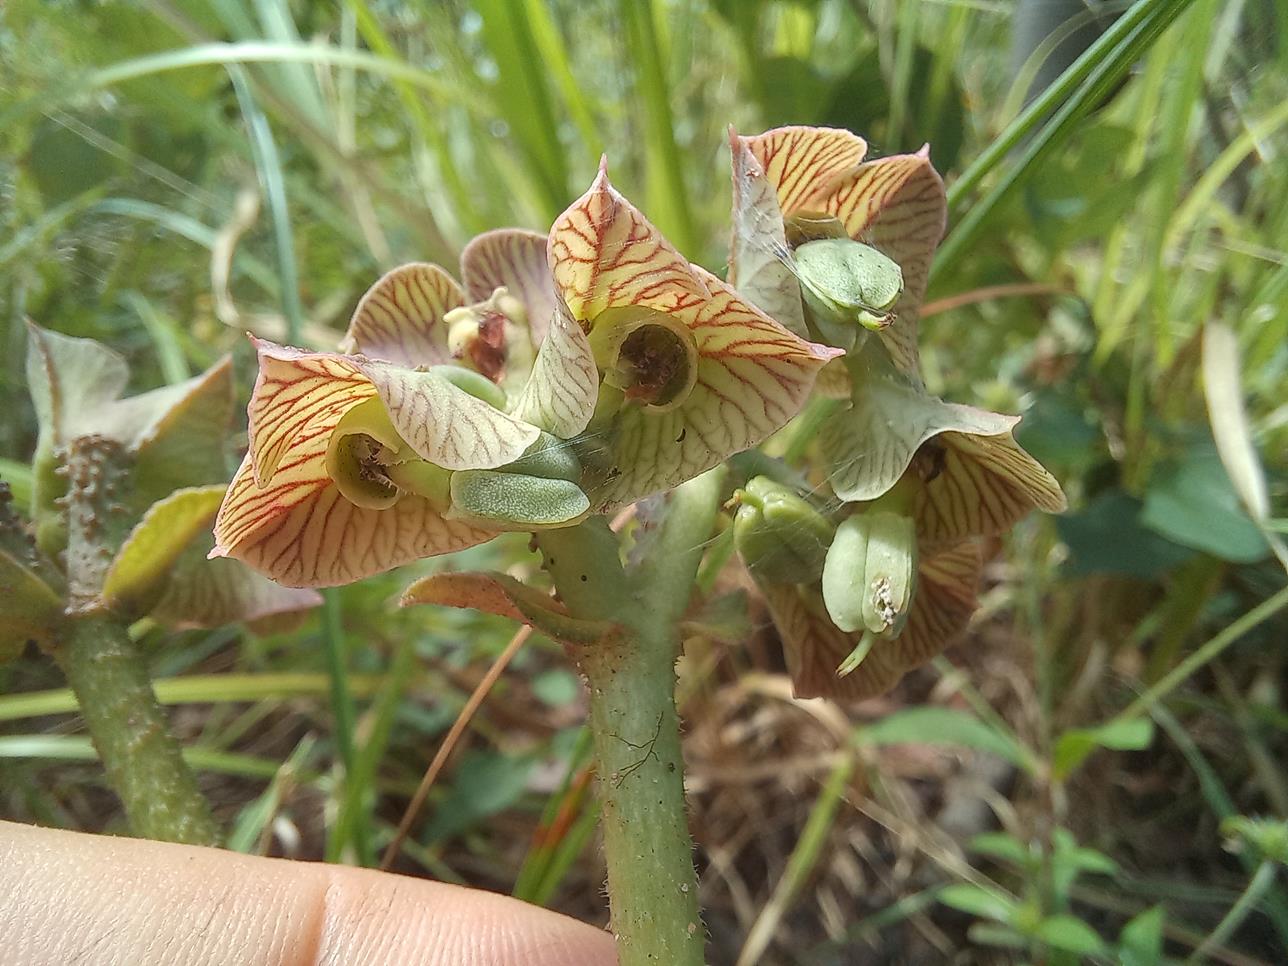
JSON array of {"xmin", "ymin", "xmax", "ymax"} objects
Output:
[{"xmin": 2, "ymin": 0, "xmax": 1286, "ymax": 962}]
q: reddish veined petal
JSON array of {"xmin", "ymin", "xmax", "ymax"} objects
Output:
[
  {"xmin": 823, "ymin": 373, "xmax": 1016, "ymax": 504},
  {"xmin": 814, "ymin": 148, "xmax": 947, "ymax": 377},
  {"xmin": 743, "ymin": 126, "xmax": 869, "ymax": 217},
  {"xmin": 247, "ymin": 342, "xmax": 375, "ymax": 486},
  {"xmin": 357, "ymin": 358, "xmax": 539, "ymax": 470},
  {"xmin": 511, "ymin": 304, "xmax": 599, "ymax": 439},
  {"xmin": 550, "ymin": 161, "xmax": 708, "ymax": 323},
  {"xmin": 247, "ymin": 341, "xmax": 538, "ymax": 479},
  {"xmin": 916, "ymin": 430, "xmax": 1067, "ymax": 544},
  {"xmin": 890, "ymin": 540, "xmax": 982, "ymax": 669},
  {"xmin": 461, "ymin": 228, "xmax": 557, "ymax": 344},
  {"xmin": 727, "ymin": 128, "xmax": 809, "ymax": 339},
  {"xmin": 588, "ymin": 269, "xmax": 840, "ymax": 510},
  {"xmin": 212, "ymin": 440, "xmax": 492, "ymax": 589},
  {"xmin": 341, "ymin": 263, "xmax": 464, "ymax": 368},
  {"xmin": 760, "ymin": 582, "xmax": 902, "ymax": 703}
]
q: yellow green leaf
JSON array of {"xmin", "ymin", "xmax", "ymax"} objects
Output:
[{"xmin": 101, "ymin": 486, "xmax": 226, "ymax": 615}]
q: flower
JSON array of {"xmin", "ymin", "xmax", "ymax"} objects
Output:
[
  {"xmin": 729, "ymin": 126, "xmax": 1065, "ymax": 542},
  {"xmin": 728, "ymin": 125, "xmax": 946, "ymax": 382},
  {"xmin": 210, "ymin": 338, "xmax": 547, "ymax": 588},
  {"xmin": 760, "ymin": 540, "xmax": 983, "ymax": 702},
  {"xmin": 342, "ymin": 229, "xmax": 557, "ymax": 388},
  {"xmin": 725, "ymin": 126, "xmax": 1066, "ymax": 700},
  {"xmin": 213, "ymin": 161, "xmax": 842, "ymax": 588},
  {"xmin": 527, "ymin": 160, "xmax": 841, "ymax": 512}
]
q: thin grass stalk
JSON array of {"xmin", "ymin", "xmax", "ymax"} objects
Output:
[
  {"xmin": 933, "ymin": 0, "xmax": 1193, "ymax": 281},
  {"xmin": 621, "ymin": 0, "xmax": 698, "ymax": 257}
]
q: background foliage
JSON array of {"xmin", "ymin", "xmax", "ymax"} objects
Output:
[{"xmin": 2, "ymin": 0, "xmax": 1286, "ymax": 962}]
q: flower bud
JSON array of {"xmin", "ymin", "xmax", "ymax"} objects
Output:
[
  {"xmin": 792, "ymin": 238, "xmax": 903, "ymax": 350},
  {"xmin": 821, "ymin": 509, "xmax": 917, "ymax": 636},
  {"xmin": 733, "ymin": 476, "xmax": 834, "ymax": 584}
]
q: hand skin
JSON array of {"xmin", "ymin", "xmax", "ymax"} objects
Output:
[{"xmin": 0, "ymin": 821, "xmax": 617, "ymax": 965}]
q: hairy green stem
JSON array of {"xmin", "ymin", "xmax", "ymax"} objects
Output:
[
  {"xmin": 537, "ymin": 469, "xmax": 725, "ymax": 965},
  {"xmin": 57, "ymin": 617, "xmax": 218, "ymax": 845},
  {"xmin": 58, "ymin": 435, "xmax": 217, "ymax": 845}
]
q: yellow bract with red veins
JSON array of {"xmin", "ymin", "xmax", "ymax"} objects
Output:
[
  {"xmin": 728, "ymin": 125, "xmax": 946, "ymax": 381},
  {"xmin": 531, "ymin": 161, "xmax": 841, "ymax": 512},
  {"xmin": 211, "ymin": 341, "xmax": 540, "ymax": 588}
]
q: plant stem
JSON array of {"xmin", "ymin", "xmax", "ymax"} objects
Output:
[
  {"xmin": 57, "ymin": 616, "xmax": 219, "ymax": 845},
  {"xmin": 59, "ymin": 435, "xmax": 217, "ymax": 846},
  {"xmin": 536, "ymin": 468, "xmax": 724, "ymax": 965},
  {"xmin": 1186, "ymin": 860, "xmax": 1278, "ymax": 965}
]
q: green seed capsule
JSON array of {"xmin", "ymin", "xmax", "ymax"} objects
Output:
[
  {"xmin": 793, "ymin": 238, "xmax": 904, "ymax": 350},
  {"xmin": 448, "ymin": 469, "xmax": 590, "ymax": 531},
  {"xmin": 821, "ymin": 510, "xmax": 917, "ymax": 636},
  {"xmin": 733, "ymin": 476, "xmax": 834, "ymax": 584}
]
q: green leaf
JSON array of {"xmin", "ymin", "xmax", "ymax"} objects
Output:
[
  {"xmin": 1057, "ymin": 490, "xmax": 1195, "ymax": 578},
  {"xmin": 1141, "ymin": 438, "xmax": 1269, "ymax": 563},
  {"xmin": 1034, "ymin": 915, "xmax": 1108, "ymax": 956},
  {"xmin": 1054, "ymin": 718, "xmax": 1155, "ymax": 778},
  {"xmin": 100, "ymin": 486, "xmax": 227, "ymax": 617},
  {"xmin": 965, "ymin": 922, "xmax": 1029, "ymax": 950},
  {"xmin": 969, "ymin": 832, "xmax": 1034, "ymax": 868},
  {"xmin": 532, "ymin": 669, "xmax": 582, "ymax": 708},
  {"xmin": 857, "ymin": 707, "xmax": 1031, "ymax": 771},
  {"xmin": 148, "ymin": 535, "xmax": 321, "ymax": 632},
  {"xmin": 938, "ymin": 883, "xmax": 1019, "ymax": 924},
  {"xmin": 1118, "ymin": 905, "xmax": 1165, "ymax": 966},
  {"xmin": 422, "ymin": 749, "xmax": 537, "ymax": 843}
]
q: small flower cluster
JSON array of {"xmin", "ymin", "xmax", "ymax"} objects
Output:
[
  {"xmin": 727, "ymin": 126, "xmax": 1066, "ymax": 701},
  {"xmin": 213, "ymin": 161, "xmax": 837, "ymax": 588}
]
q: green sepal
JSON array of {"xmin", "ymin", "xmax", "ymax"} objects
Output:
[
  {"xmin": 496, "ymin": 431, "xmax": 583, "ymax": 483},
  {"xmin": 821, "ymin": 513, "xmax": 871, "ymax": 633},
  {"xmin": 732, "ymin": 476, "xmax": 834, "ymax": 584},
  {"xmin": 401, "ymin": 570, "xmax": 619, "ymax": 646},
  {"xmin": 448, "ymin": 469, "xmax": 590, "ymax": 530}
]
